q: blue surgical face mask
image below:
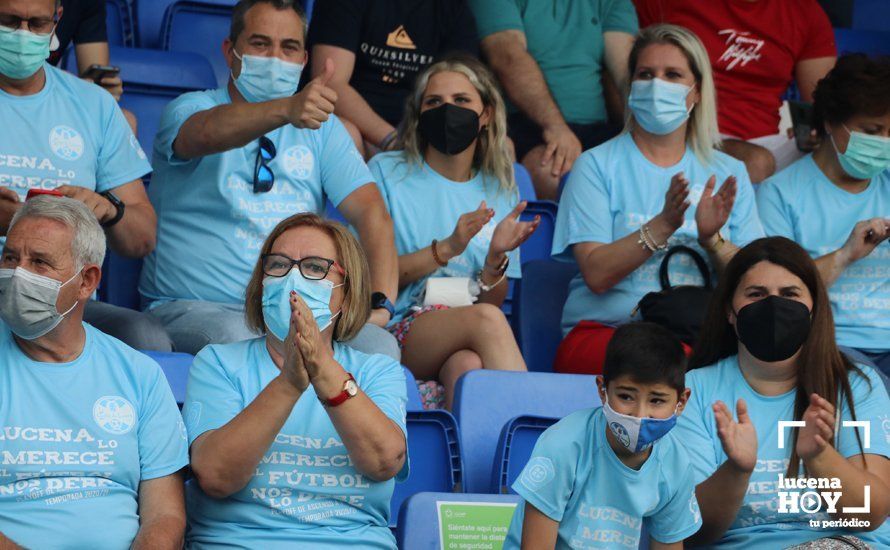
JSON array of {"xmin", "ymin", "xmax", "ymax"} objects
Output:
[
  {"xmin": 261, "ymin": 268, "xmax": 343, "ymax": 340},
  {"xmin": 232, "ymin": 49, "xmax": 303, "ymax": 103},
  {"xmin": 831, "ymin": 124, "xmax": 890, "ymax": 180},
  {"xmin": 628, "ymin": 78, "xmax": 694, "ymax": 136},
  {"xmin": 602, "ymin": 395, "xmax": 679, "ymax": 453},
  {"xmin": 0, "ymin": 25, "xmax": 53, "ymax": 80}
]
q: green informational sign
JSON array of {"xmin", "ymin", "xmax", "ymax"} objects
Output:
[{"xmin": 437, "ymin": 501, "xmax": 519, "ymax": 550}]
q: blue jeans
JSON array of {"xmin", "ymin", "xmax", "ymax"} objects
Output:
[{"xmin": 148, "ymin": 300, "xmax": 400, "ymax": 361}]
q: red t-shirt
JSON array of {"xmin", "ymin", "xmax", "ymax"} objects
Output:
[{"xmin": 635, "ymin": 0, "xmax": 836, "ymax": 139}]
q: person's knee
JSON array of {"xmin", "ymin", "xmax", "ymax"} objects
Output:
[
  {"xmin": 522, "ymin": 147, "xmax": 560, "ymax": 200},
  {"xmin": 441, "ymin": 350, "xmax": 483, "ymax": 381},
  {"xmin": 469, "ymin": 303, "xmax": 512, "ymax": 339},
  {"xmin": 113, "ymin": 312, "xmax": 173, "ymax": 352},
  {"xmin": 151, "ymin": 302, "xmax": 254, "ymax": 353}
]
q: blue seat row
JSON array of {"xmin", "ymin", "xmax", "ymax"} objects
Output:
[{"xmin": 142, "ymin": 352, "xmax": 597, "ymax": 522}]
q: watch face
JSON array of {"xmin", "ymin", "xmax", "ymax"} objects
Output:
[
  {"xmin": 371, "ymin": 292, "xmax": 385, "ymax": 307},
  {"xmin": 345, "ymin": 380, "xmax": 358, "ymax": 397}
]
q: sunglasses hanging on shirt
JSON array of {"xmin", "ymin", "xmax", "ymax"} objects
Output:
[{"xmin": 253, "ymin": 136, "xmax": 276, "ymax": 193}]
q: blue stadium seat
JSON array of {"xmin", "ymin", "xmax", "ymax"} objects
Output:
[
  {"xmin": 396, "ymin": 492, "xmax": 521, "ymax": 550},
  {"xmin": 324, "ymin": 199, "xmax": 347, "ymax": 224},
  {"xmin": 853, "ymin": 0, "xmax": 890, "ymax": 33},
  {"xmin": 835, "ymin": 28, "xmax": 890, "ymax": 56},
  {"xmin": 453, "ymin": 370, "xmax": 600, "ymax": 493},
  {"xmin": 162, "ymin": 1, "xmax": 237, "ymax": 86},
  {"xmin": 403, "ymin": 366, "xmax": 423, "ymax": 411},
  {"xmin": 519, "ymin": 200, "xmax": 557, "ymax": 263},
  {"xmin": 106, "ymin": 0, "xmax": 135, "ymax": 46},
  {"xmin": 511, "ymin": 260, "xmax": 579, "ymax": 372},
  {"xmin": 390, "ymin": 411, "xmax": 463, "ymax": 528},
  {"xmin": 492, "ymin": 415, "xmax": 557, "ymax": 494},
  {"xmin": 513, "ymin": 163, "xmax": 537, "ymax": 201},
  {"xmin": 137, "ymin": 0, "xmax": 178, "ymax": 48},
  {"xmin": 143, "ymin": 351, "xmax": 195, "ymax": 405},
  {"xmin": 64, "ymin": 46, "xmax": 216, "ymax": 308}
]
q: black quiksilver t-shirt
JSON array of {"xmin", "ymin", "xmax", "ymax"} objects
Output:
[
  {"xmin": 307, "ymin": 0, "xmax": 478, "ymax": 126},
  {"xmin": 48, "ymin": 0, "xmax": 107, "ymax": 66}
]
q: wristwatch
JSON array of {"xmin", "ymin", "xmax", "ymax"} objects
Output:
[
  {"xmin": 320, "ymin": 374, "xmax": 359, "ymax": 407},
  {"xmin": 371, "ymin": 292, "xmax": 395, "ymax": 320},
  {"xmin": 100, "ymin": 190, "xmax": 125, "ymax": 228}
]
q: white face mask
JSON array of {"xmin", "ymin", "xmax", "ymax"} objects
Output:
[{"xmin": 0, "ymin": 266, "xmax": 81, "ymax": 339}]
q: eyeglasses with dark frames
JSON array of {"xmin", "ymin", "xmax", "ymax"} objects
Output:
[
  {"xmin": 0, "ymin": 14, "xmax": 58, "ymax": 35},
  {"xmin": 262, "ymin": 253, "xmax": 347, "ymax": 280},
  {"xmin": 253, "ymin": 136, "xmax": 276, "ymax": 193}
]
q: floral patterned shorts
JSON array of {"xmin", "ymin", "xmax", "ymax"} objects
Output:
[{"xmin": 388, "ymin": 305, "xmax": 450, "ymax": 410}]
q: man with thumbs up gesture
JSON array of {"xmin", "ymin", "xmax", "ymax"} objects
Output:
[{"xmin": 141, "ymin": 0, "xmax": 400, "ymax": 360}]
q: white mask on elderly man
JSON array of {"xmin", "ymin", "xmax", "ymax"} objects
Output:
[{"xmin": 0, "ymin": 266, "xmax": 81, "ymax": 339}]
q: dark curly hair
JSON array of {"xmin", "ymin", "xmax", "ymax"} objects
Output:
[{"xmin": 813, "ymin": 54, "xmax": 890, "ymax": 137}]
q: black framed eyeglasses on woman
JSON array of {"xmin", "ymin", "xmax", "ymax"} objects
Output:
[{"xmin": 262, "ymin": 253, "xmax": 347, "ymax": 280}]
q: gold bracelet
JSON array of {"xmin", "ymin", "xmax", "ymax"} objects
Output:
[{"xmin": 431, "ymin": 239, "xmax": 448, "ymax": 267}]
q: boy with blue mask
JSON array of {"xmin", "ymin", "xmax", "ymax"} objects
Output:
[
  {"xmin": 505, "ymin": 322, "xmax": 701, "ymax": 549},
  {"xmin": 140, "ymin": 0, "xmax": 400, "ymax": 359}
]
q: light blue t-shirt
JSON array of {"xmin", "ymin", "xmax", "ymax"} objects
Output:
[
  {"xmin": 504, "ymin": 407, "xmax": 702, "ymax": 549},
  {"xmin": 139, "ymin": 87, "xmax": 372, "ymax": 306},
  {"xmin": 553, "ymin": 133, "xmax": 764, "ymax": 333},
  {"xmin": 676, "ymin": 356, "xmax": 890, "ymax": 549},
  {"xmin": 369, "ymin": 151, "xmax": 522, "ymax": 324},
  {"xmin": 0, "ymin": 64, "xmax": 151, "ymax": 248},
  {"xmin": 0, "ymin": 322, "xmax": 188, "ymax": 549},
  {"xmin": 758, "ymin": 156, "xmax": 890, "ymax": 352},
  {"xmin": 182, "ymin": 337, "xmax": 408, "ymax": 549}
]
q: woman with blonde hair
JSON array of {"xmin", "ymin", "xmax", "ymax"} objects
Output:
[
  {"xmin": 182, "ymin": 213, "xmax": 408, "ymax": 548},
  {"xmin": 369, "ymin": 54, "xmax": 538, "ymax": 409},
  {"xmin": 552, "ymin": 24, "xmax": 764, "ymax": 375}
]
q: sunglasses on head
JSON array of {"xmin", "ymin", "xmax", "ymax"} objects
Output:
[{"xmin": 253, "ymin": 136, "xmax": 276, "ymax": 193}]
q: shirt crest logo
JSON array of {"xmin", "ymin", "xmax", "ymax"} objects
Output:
[
  {"xmin": 93, "ymin": 395, "xmax": 136, "ymax": 434},
  {"xmin": 49, "ymin": 125, "xmax": 84, "ymax": 161}
]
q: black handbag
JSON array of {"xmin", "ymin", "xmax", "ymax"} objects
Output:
[{"xmin": 637, "ymin": 245, "xmax": 713, "ymax": 346}]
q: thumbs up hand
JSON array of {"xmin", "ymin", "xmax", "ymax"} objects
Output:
[{"xmin": 288, "ymin": 58, "xmax": 338, "ymax": 129}]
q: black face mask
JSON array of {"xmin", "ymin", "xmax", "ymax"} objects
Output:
[
  {"xmin": 418, "ymin": 103, "xmax": 480, "ymax": 155},
  {"xmin": 735, "ymin": 295, "xmax": 812, "ymax": 363}
]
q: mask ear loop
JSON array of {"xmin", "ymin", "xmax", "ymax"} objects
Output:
[{"xmin": 57, "ymin": 266, "xmax": 84, "ymax": 317}]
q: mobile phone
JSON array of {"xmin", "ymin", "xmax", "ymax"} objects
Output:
[
  {"xmin": 26, "ymin": 188, "xmax": 64, "ymax": 200},
  {"xmin": 81, "ymin": 64, "xmax": 120, "ymax": 84},
  {"xmin": 789, "ymin": 100, "xmax": 815, "ymax": 152}
]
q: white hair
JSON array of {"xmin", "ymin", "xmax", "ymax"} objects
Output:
[{"xmin": 9, "ymin": 195, "xmax": 106, "ymax": 267}]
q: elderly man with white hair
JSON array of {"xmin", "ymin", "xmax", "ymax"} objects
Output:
[{"xmin": 0, "ymin": 196, "xmax": 188, "ymax": 549}]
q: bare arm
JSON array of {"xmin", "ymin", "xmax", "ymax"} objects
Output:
[
  {"xmin": 291, "ymin": 294, "xmax": 406, "ymax": 481},
  {"xmin": 815, "ymin": 218, "xmax": 890, "ymax": 287},
  {"xmin": 131, "ymin": 472, "xmax": 186, "ymax": 550},
  {"xmin": 174, "ymin": 63, "xmax": 339, "ymax": 160},
  {"xmin": 56, "ymin": 180, "xmax": 157, "ymax": 258},
  {"xmin": 798, "ymin": 394, "xmax": 890, "ymax": 529},
  {"xmin": 0, "ymin": 187, "xmax": 21, "ymax": 236},
  {"xmin": 74, "ymin": 42, "xmax": 124, "ymax": 101},
  {"xmin": 338, "ymin": 184, "xmax": 399, "ymax": 327},
  {"xmin": 795, "ymin": 57, "xmax": 836, "ymax": 103},
  {"xmin": 189, "ymin": 376, "xmax": 302, "ymax": 498},
  {"xmin": 480, "ymin": 30, "xmax": 565, "ymax": 132},
  {"xmin": 520, "ymin": 502, "xmax": 558, "ymax": 549},
  {"xmin": 0, "ymin": 533, "xmax": 21, "ymax": 549},
  {"xmin": 687, "ymin": 400, "xmax": 757, "ymax": 546},
  {"xmin": 311, "ymin": 45, "xmax": 396, "ymax": 147},
  {"xmin": 602, "ymin": 31, "xmax": 635, "ymax": 98}
]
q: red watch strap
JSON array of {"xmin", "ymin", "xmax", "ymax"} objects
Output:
[{"xmin": 322, "ymin": 374, "xmax": 356, "ymax": 407}]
